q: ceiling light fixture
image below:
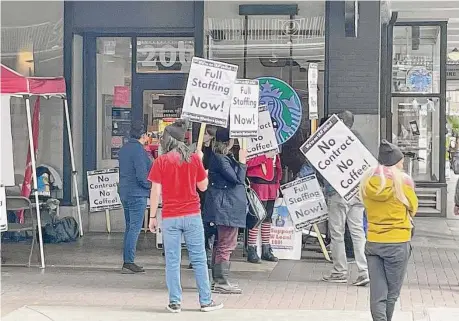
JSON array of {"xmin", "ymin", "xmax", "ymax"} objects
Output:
[{"xmin": 448, "ymin": 48, "xmax": 459, "ymax": 61}]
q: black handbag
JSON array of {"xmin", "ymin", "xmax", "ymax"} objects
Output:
[{"xmin": 245, "ymin": 178, "xmax": 267, "ymax": 230}]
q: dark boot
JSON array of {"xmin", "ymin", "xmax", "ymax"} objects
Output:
[
  {"xmin": 213, "ymin": 262, "xmax": 242, "ymax": 294},
  {"xmin": 247, "ymin": 245, "xmax": 261, "ymax": 264},
  {"xmin": 261, "ymin": 244, "xmax": 278, "ymax": 262}
]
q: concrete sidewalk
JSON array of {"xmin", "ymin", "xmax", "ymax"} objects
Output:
[
  {"xmin": 2, "ymin": 217, "xmax": 459, "ymax": 321},
  {"xmin": 1, "ymin": 306, "xmax": 414, "ymax": 321}
]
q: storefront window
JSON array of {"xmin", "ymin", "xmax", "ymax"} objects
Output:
[
  {"xmin": 391, "ymin": 97, "xmax": 440, "ymax": 181},
  {"xmin": 205, "ymin": 2, "xmax": 325, "ymax": 173},
  {"xmin": 96, "ymin": 37, "xmax": 132, "ymax": 167},
  {"xmin": 392, "ymin": 26, "xmax": 441, "ymax": 94},
  {"xmin": 136, "ymin": 37, "xmax": 194, "ymax": 73}
]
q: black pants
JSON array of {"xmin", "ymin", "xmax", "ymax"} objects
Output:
[{"xmin": 262, "ymin": 200, "xmax": 276, "ymax": 223}]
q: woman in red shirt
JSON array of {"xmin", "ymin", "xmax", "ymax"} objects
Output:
[
  {"xmin": 148, "ymin": 120, "xmax": 223, "ymax": 313},
  {"xmin": 246, "ymin": 151, "xmax": 282, "ymax": 263}
]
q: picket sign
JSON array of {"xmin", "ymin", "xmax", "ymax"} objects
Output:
[
  {"xmin": 181, "ymin": 57, "xmax": 238, "ymax": 129},
  {"xmin": 304, "ymin": 118, "xmax": 331, "ymax": 262},
  {"xmin": 247, "ymin": 106, "xmax": 279, "ymax": 159},
  {"xmin": 300, "ymin": 115, "xmax": 377, "ymax": 202},
  {"xmin": 256, "ymin": 198, "xmax": 303, "ymax": 261},
  {"xmin": 230, "ymin": 79, "xmax": 259, "ymax": 138},
  {"xmin": 87, "ymin": 168, "xmax": 122, "ymax": 234},
  {"xmin": 280, "ymin": 174, "xmax": 328, "ymax": 231},
  {"xmin": 308, "ymin": 63, "xmax": 319, "ymax": 120}
]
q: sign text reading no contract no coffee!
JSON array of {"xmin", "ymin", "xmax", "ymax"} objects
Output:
[
  {"xmin": 181, "ymin": 57, "xmax": 238, "ymax": 128},
  {"xmin": 87, "ymin": 168, "xmax": 122, "ymax": 212},
  {"xmin": 300, "ymin": 115, "xmax": 377, "ymax": 202}
]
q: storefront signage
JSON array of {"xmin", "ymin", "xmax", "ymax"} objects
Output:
[
  {"xmin": 181, "ymin": 57, "xmax": 238, "ymax": 127},
  {"xmin": 280, "ymin": 174, "xmax": 328, "ymax": 231},
  {"xmin": 447, "ymin": 63, "xmax": 459, "ymax": 81},
  {"xmin": 247, "ymin": 106, "xmax": 279, "ymax": 159},
  {"xmin": 300, "ymin": 115, "xmax": 377, "ymax": 202},
  {"xmin": 229, "ymin": 79, "xmax": 259, "ymax": 138},
  {"xmin": 136, "ymin": 38, "xmax": 194, "ymax": 73},
  {"xmin": 308, "ymin": 63, "xmax": 318, "ymax": 120},
  {"xmin": 257, "ymin": 77, "xmax": 302, "ymax": 145},
  {"xmin": 87, "ymin": 169, "xmax": 122, "ymax": 212}
]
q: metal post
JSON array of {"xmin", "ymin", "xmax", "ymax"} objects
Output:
[
  {"xmin": 243, "ymin": 15, "xmax": 248, "ymax": 79},
  {"xmin": 63, "ymin": 99, "xmax": 84, "ymax": 236},
  {"xmin": 25, "ymin": 96, "xmax": 45, "ymax": 268}
]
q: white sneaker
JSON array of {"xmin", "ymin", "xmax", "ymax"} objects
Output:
[
  {"xmin": 201, "ymin": 300, "xmax": 224, "ymax": 312},
  {"xmin": 353, "ymin": 275, "xmax": 370, "ymax": 287}
]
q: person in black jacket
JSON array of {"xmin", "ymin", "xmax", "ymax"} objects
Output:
[
  {"xmin": 189, "ymin": 126, "xmax": 217, "ymax": 269},
  {"xmin": 203, "ymin": 128, "xmax": 247, "ymax": 294}
]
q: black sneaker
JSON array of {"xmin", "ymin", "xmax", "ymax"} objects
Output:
[
  {"xmin": 201, "ymin": 300, "xmax": 223, "ymax": 312},
  {"xmin": 122, "ymin": 263, "xmax": 145, "ymax": 274},
  {"xmin": 166, "ymin": 303, "xmax": 181, "ymax": 313}
]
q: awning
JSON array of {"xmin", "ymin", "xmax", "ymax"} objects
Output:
[{"xmin": 0, "ymin": 64, "xmax": 66, "ymax": 96}]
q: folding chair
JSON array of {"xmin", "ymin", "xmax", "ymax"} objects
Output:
[{"xmin": 3, "ymin": 196, "xmax": 39, "ymax": 267}]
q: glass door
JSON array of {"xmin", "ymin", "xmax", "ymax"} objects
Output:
[
  {"xmin": 389, "ymin": 23, "xmax": 447, "ymax": 183},
  {"xmin": 95, "ymin": 37, "xmax": 132, "ymax": 169},
  {"xmin": 141, "ymin": 90, "xmax": 186, "ymax": 155}
]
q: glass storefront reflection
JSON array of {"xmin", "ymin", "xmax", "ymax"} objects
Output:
[
  {"xmin": 205, "ymin": 2, "xmax": 325, "ymax": 173},
  {"xmin": 392, "ymin": 97, "xmax": 440, "ymax": 181},
  {"xmin": 392, "ymin": 26, "xmax": 441, "ymax": 94}
]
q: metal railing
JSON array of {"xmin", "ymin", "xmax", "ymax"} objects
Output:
[
  {"xmin": 206, "ymin": 16, "xmax": 325, "ymax": 43},
  {"xmin": 1, "ymin": 19, "xmax": 63, "ymax": 57}
]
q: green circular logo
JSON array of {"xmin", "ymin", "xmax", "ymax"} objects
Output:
[{"xmin": 257, "ymin": 77, "xmax": 302, "ymax": 145}]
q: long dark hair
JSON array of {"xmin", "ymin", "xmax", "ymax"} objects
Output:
[{"xmin": 160, "ymin": 130, "xmax": 193, "ymax": 163}]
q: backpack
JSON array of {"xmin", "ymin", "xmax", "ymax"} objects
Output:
[{"xmin": 42, "ymin": 216, "xmax": 80, "ymax": 243}]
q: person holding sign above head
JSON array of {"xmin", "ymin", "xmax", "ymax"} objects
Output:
[
  {"xmin": 360, "ymin": 140, "xmax": 418, "ymax": 321},
  {"xmin": 202, "ymin": 128, "xmax": 247, "ymax": 294},
  {"xmin": 246, "ymin": 151, "xmax": 282, "ymax": 263},
  {"xmin": 322, "ymin": 111, "xmax": 370, "ymax": 286},
  {"xmin": 118, "ymin": 121, "xmax": 152, "ymax": 274},
  {"xmin": 147, "ymin": 119, "xmax": 223, "ymax": 313}
]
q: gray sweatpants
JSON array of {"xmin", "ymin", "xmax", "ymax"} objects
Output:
[
  {"xmin": 328, "ymin": 193, "xmax": 368, "ymax": 277},
  {"xmin": 366, "ymin": 242, "xmax": 411, "ymax": 321}
]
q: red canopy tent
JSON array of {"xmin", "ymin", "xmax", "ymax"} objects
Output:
[
  {"xmin": 1, "ymin": 64, "xmax": 66, "ymax": 96},
  {"xmin": 1, "ymin": 64, "xmax": 83, "ymax": 268}
]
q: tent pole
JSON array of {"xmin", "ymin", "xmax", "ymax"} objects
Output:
[
  {"xmin": 63, "ymin": 98, "xmax": 83, "ymax": 237},
  {"xmin": 25, "ymin": 96, "xmax": 45, "ymax": 269}
]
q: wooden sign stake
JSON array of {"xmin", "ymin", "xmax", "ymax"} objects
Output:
[
  {"xmin": 196, "ymin": 123, "xmax": 207, "ymax": 151},
  {"xmin": 105, "ymin": 209, "xmax": 111, "ymax": 234}
]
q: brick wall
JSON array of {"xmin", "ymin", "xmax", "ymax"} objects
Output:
[{"xmin": 326, "ymin": 0, "xmax": 381, "ymax": 155}]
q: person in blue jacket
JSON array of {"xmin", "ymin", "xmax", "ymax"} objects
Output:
[
  {"xmin": 118, "ymin": 121, "xmax": 152, "ymax": 274},
  {"xmin": 203, "ymin": 128, "xmax": 247, "ymax": 295}
]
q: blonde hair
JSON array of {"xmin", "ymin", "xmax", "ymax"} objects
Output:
[{"xmin": 359, "ymin": 165, "xmax": 409, "ymax": 207}]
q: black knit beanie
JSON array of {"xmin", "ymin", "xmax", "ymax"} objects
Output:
[
  {"xmin": 130, "ymin": 121, "xmax": 146, "ymax": 139},
  {"xmin": 378, "ymin": 139, "xmax": 404, "ymax": 167},
  {"xmin": 164, "ymin": 119, "xmax": 188, "ymax": 142},
  {"xmin": 215, "ymin": 128, "xmax": 230, "ymax": 143}
]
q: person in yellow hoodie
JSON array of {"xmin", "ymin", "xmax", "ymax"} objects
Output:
[{"xmin": 360, "ymin": 140, "xmax": 418, "ymax": 321}]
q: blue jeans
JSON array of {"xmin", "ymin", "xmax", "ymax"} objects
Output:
[
  {"xmin": 122, "ymin": 197, "xmax": 147, "ymax": 263},
  {"xmin": 162, "ymin": 214, "xmax": 212, "ymax": 306}
]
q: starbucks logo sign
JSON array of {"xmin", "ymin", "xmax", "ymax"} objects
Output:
[{"xmin": 257, "ymin": 77, "xmax": 302, "ymax": 145}]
